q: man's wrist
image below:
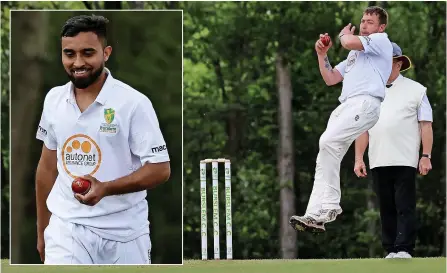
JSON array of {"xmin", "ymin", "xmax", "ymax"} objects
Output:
[
  {"xmin": 102, "ymin": 181, "xmax": 113, "ymax": 197},
  {"xmin": 421, "ymin": 153, "xmax": 431, "ymax": 159}
]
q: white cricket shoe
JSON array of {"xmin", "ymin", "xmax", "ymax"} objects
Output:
[
  {"xmin": 393, "ymin": 251, "xmax": 412, "ymax": 258},
  {"xmin": 385, "ymin": 252, "xmax": 396, "ymax": 258},
  {"xmin": 316, "ymin": 209, "xmax": 342, "ymax": 223},
  {"xmin": 289, "ymin": 215, "xmax": 325, "ymax": 233}
]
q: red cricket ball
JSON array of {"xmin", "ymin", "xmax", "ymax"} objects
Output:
[
  {"xmin": 320, "ymin": 35, "xmax": 331, "ymax": 46},
  {"xmin": 72, "ymin": 177, "xmax": 91, "ymax": 195}
]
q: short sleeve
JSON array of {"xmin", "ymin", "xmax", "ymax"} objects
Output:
[
  {"xmin": 359, "ymin": 33, "xmax": 389, "ymax": 56},
  {"xmin": 334, "ymin": 60, "xmax": 347, "ymax": 78},
  {"xmin": 129, "ymin": 96, "xmax": 170, "ymax": 165},
  {"xmin": 36, "ymin": 96, "xmax": 57, "ymax": 150},
  {"xmin": 417, "ymin": 93, "xmax": 433, "ymax": 122}
]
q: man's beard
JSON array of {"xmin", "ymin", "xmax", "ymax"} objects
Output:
[{"xmin": 68, "ymin": 64, "xmax": 104, "ymax": 89}]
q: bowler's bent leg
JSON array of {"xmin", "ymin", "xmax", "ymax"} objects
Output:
[
  {"xmin": 290, "ymin": 104, "xmax": 347, "ymax": 232},
  {"xmin": 305, "ymin": 103, "xmax": 348, "ymax": 217},
  {"xmin": 320, "ymin": 96, "xmax": 381, "ymax": 216}
]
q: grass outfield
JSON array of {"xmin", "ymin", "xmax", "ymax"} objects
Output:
[{"xmin": 1, "ymin": 258, "xmax": 446, "ymax": 273}]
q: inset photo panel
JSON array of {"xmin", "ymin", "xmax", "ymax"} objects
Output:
[{"xmin": 9, "ymin": 9, "xmax": 182, "ymax": 265}]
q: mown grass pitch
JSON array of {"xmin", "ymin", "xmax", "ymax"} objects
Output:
[{"xmin": 1, "ymin": 258, "xmax": 446, "ymax": 273}]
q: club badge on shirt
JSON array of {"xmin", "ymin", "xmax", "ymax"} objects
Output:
[
  {"xmin": 100, "ymin": 108, "xmax": 119, "ymax": 134},
  {"xmin": 345, "ymin": 52, "xmax": 359, "ymax": 73}
]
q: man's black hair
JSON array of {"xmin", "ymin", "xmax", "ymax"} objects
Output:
[{"xmin": 60, "ymin": 14, "xmax": 109, "ymax": 46}]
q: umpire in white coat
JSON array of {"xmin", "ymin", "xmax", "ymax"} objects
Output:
[{"xmin": 353, "ymin": 42, "xmax": 433, "ymax": 259}]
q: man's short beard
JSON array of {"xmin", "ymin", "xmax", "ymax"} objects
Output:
[{"xmin": 68, "ymin": 64, "xmax": 104, "ymax": 89}]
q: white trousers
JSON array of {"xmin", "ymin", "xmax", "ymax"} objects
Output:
[
  {"xmin": 306, "ymin": 95, "xmax": 381, "ymax": 216},
  {"xmin": 44, "ymin": 215, "xmax": 151, "ymax": 264}
]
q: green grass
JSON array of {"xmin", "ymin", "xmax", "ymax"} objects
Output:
[{"xmin": 1, "ymin": 258, "xmax": 446, "ymax": 273}]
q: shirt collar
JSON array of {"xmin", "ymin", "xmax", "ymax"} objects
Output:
[
  {"xmin": 391, "ymin": 74, "xmax": 403, "ymax": 85},
  {"xmin": 66, "ymin": 67, "xmax": 114, "ymax": 105}
]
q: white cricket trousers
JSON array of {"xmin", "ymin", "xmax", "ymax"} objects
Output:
[
  {"xmin": 44, "ymin": 215, "xmax": 151, "ymax": 264},
  {"xmin": 306, "ymin": 95, "xmax": 381, "ymax": 216}
]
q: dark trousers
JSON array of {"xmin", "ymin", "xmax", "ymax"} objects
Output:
[{"xmin": 371, "ymin": 166, "xmax": 417, "ymax": 255}]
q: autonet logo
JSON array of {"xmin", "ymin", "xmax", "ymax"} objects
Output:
[{"xmin": 62, "ymin": 134, "xmax": 102, "ymax": 178}]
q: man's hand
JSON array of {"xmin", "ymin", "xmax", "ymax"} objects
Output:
[
  {"xmin": 74, "ymin": 175, "xmax": 107, "ymax": 206},
  {"xmin": 37, "ymin": 235, "xmax": 45, "ymax": 263},
  {"xmin": 339, "ymin": 23, "xmax": 356, "ymax": 38},
  {"xmin": 315, "ymin": 33, "xmax": 332, "ymax": 56},
  {"xmin": 418, "ymin": 157, "xmax": 432, "ymax": 175},
  {"xmin": 354, "ymin": 159, "xmax": 368, "ymax": 178}
]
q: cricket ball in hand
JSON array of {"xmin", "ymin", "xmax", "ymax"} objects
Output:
[
  {"xmin": 72, "ymin": 177, "xmax": 91, "ymax": 195},
  {"xmin": 320, "ymin": 35, "xmax": 331, "ymax": 46}
]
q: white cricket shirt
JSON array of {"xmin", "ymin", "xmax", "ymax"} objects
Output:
[
  {"xmin": 36, "ymin": 68, "xmax": 170, "ymax": 242},
  {"xmin": 335, "ymin": 32, "xmax": 393, "ymax": 103},
  {"xmin": 368, "ymin": 74, "xmax": 433, "ymax": 168}
]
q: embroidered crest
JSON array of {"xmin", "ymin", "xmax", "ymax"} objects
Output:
[{"xmin": 104, "ymin": 108, "xmax": 115, "ymax": 124}]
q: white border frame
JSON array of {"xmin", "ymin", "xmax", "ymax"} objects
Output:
[{"xmin": 8, "ymin": 8, "xmax": 184, "ymax": 266}]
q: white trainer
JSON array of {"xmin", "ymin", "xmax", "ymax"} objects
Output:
[
  {"xmin": 385, "ymin": 252, "xmax": 396, "ymax": 258},
  {"xmin": 289, "ymin": 215, "xmax": 325, "ymax": 233},
  {"xmin": 317, "ymin": 209, "xmax": 342, "ymax": 223},
  {"xmin": 394, "ymin": 251, "xmax": 412, "ymax": 258}
]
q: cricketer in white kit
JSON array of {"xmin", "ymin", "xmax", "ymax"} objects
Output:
[
  {"xmin": 35, "ymin": 15, "xmax": 171, "ymax": 264},
  {"xmin": 290, "ymin": 6, "xmax": 393, "ymax": 233}
]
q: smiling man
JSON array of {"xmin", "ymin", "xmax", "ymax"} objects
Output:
[
  {"xmin": 35, "ymin": 15, "xmax": 170, "ymax": 264},
  {"xmin": 290, "ymin": 6, "xmax": 393, "ymax": 233}
]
